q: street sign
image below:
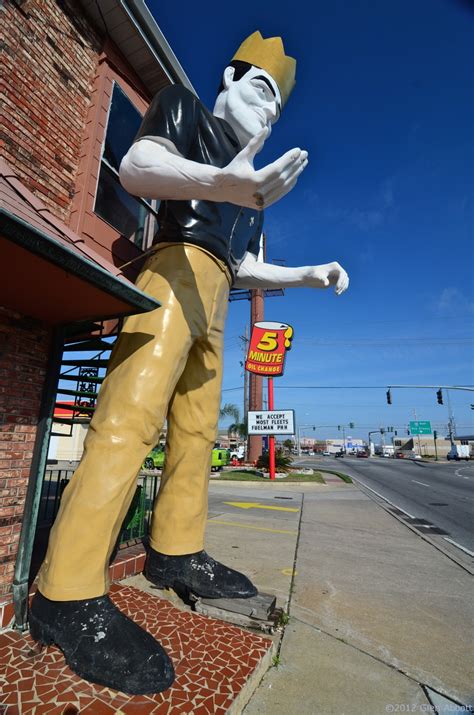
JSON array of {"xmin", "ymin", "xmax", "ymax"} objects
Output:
[
  {"xmin": 409, "ymin": 420, "xmax": 432, "ymax": 435},
  {"xmin": 248, "ymin": 410, "xmax": 295, "ymax": 435}
]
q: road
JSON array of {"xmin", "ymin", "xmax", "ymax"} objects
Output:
[{"xmin": 294, "ymin": 455, "xmax": 474, "ymax": 555}]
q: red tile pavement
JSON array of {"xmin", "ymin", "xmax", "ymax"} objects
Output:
[
  {"xmin": 0, "ymin": 542, "xmax": 145, "ymax": 630},
  {"xmin": 0, "ymin": 584, "xmax": 273, "ymax": 714}
]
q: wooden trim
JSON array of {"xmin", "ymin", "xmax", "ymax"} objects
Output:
[{"xmin": 68, "ymin": 41, "xmax": 161, "ymax": 280}]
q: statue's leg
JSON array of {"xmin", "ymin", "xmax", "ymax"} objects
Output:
[
  {"xmin": 149, "ymin": 303, "xmax": 229, "ymax": 556},
  {"xmin": 145, "ymin": 258, "xmax": 257, "ymax": 598},
  {"xmin": 37, "ymin": 246, "xmax": 208, "ymax": 602}
]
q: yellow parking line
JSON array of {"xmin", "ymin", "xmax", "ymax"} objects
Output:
[
  {"xmin": 223, "ymin": 501, "xmax": 299, "ymax": 513},
  {"xmin": 208, "ymin": 519, "xmax": 297, "ymax": 535}
]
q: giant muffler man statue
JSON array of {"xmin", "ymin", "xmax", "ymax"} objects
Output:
[{"xmin": 30, "ymin": 32, "xmax": 349, "ymax": 694}]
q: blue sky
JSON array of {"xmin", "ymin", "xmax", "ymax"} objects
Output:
[{"xmin": 148, "ymin": 0, "xmax": 474, "ymax": 442}]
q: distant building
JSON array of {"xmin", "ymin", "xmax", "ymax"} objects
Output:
[
  {"xmin": 393, "ymin": 435, "xmax": 454, "ymax": 458},
  {"xmin": 299, "ymin": 438, "xmax": 366, "ymax": 454}
]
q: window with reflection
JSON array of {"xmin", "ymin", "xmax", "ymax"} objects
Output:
[{"xmin": 94, "ymin": 83, "xmax": 157, "ymax": 249}]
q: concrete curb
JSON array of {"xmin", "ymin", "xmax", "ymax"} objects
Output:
[
  {"xmin": 350, "ymin": 476, "xmax": 474, "ymax": 575},
  {"xmin": 227, "ymin": 645, "xmax": 276, "ymax": 715}
]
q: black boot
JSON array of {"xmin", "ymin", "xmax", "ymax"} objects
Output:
[
  {"xmin": 145, "ymin": 549, "xmax": 258, "ymax": 599},
  {"xmin": 29, "ymin": 591, "xmax": 174, "ymax": 694}
]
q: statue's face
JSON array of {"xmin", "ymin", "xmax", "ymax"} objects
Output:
[{"xmin": 217, "ymin": 65, "xmax": 281, "ymax": 147}]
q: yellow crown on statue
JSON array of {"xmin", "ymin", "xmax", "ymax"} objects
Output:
[{"xmin": 232, "ymin": 31, "xmax": 296, "ymax": 107}]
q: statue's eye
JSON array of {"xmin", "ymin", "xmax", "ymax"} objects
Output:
[{"xmin": 253, "ymin": 81, "xmax": 266, "ymax": 95}]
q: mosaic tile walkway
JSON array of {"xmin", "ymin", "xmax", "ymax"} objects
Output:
[
  {"xmin": 0, "ymin": 584, "xmax": 273, "ymax": 714},
  {"xmin": 0, "ymin": 543, "xmax": 146, "ymax": 630}
]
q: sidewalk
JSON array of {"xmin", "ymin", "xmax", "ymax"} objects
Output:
[
  {"xmin": 242, "ymin": 481, "xmax": 473, "ymax": 715},
  {"xmin": 1, "ymin": 475, "xmax": 472, "ymax": 713}
]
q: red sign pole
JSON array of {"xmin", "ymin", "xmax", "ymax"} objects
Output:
[{"xmin": 268, "ymin": 377, "xmax": 276, "ymax": 480}]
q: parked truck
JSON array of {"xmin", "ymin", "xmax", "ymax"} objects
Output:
[
  {"xmin": 143, "ymin": 446, "xmax": 230, "ymax": 471},
  {"xmin": 447, "ymin": 445, "xmax": 471, "ymax": 461}
]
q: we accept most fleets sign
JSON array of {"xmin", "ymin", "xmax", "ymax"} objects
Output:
[
  {"xmin": 245, "ymin": 321, "xmax": 294, "ymax": 376},
  {"xmin": 247, "ymin": 410, "xmax": 295, "ymax": 435}
]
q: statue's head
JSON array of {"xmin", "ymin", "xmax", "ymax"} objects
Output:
[{"xmin": 214, "ymin": 31, "xmax": 296, "ymax": 147}]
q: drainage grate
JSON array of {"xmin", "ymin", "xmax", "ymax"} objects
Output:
[
  {"xmin": 388, "ymin": 507, "xmax": 408, "ymax": 518},
  {"xmin": 416, "ymin": 526, "xmax": 450, "ymax": 535}
]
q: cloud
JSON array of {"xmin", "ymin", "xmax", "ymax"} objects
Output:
[
  {"xmin": 348, "ymin": 208, "xmax": 384, "ymax": 231},
  {"xmin": 436, "ymin": 288, "xmax": 474, "ymax": 316},
  {"xmin": 304, "ymin": 178, "xmax": 396, "ymax": 233}
]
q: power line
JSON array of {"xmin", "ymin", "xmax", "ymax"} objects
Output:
[
  {"xmin": 295, "ymin": 338, "xmax": 474, "ymax": 346},
  {"xmin": 273, "ymin": 385, "xmax": 474, "ymax": 391}
]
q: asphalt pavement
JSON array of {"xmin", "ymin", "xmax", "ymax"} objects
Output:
[{"xmin": 294, "ymin": 456, "xmax": 474, "ymax": 555}]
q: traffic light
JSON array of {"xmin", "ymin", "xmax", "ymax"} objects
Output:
[
  {"xmin": 394, "ymin": 430, "xmax": 398, "ymax": 436},
  {"xmin": 437, "ymin": 389, "xmax": 443, "ymax": 405},
  {"xmin": 407, "ymin": 428, "xmax": 410, "ymax": 435},
  {"xmin": 349, "ymin": 422, "xmax": 354, "ymax": 428},
  {"xmin": 386, "ymin": 389, "xmax": 392, "ymax": 405},
  {"xmin": 338, "ymin": 425, "xmax": 341, "ymax": 431},
  {"xmin": 433, "ymin": 430, "xmax": 438, "ymax": 440}
]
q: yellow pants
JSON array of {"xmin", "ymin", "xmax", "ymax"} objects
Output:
[{"xmin": 38, "ymin": 244, "xmax": 230, "ymax": 600}]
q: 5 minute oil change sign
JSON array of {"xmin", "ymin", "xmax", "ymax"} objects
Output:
[
  {"xmin": 245, "ymin": 321, "xmax": 294, "ymax": 376},
  {"xmin": 247, "ymin": 410, "xmax": 295, "ymax": 435}
]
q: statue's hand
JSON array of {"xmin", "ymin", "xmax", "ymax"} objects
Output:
[
  {"xmin": 306, "ymin": 262, "xmax": 349, "ymax": 295},
  {"xmin": 216, "ymin": 128, "xmax": 308, "ymax": 209}
]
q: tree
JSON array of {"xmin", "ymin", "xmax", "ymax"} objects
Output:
[
  {"xmin": 282, "ymin": 438, "xmax": 294, "ymax": 454},
  {"xmin": 219, "ymin": 403, "xmax": 240, "ymax": 422},
  {"xmin": 257, "ymin": 449, "xmax": 292, "ymax": 472},
  {"xmin": 227, "ymin": 421, "xmax": 247, "ymax": 439},
  {"xmin": 220, "ymin": 403, "xmax": 247, "ymax": 439}
]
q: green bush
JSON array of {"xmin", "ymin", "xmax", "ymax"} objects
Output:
[{"xmin": 256, "ymin": 449, "xmax": 292, "ymax": 472}]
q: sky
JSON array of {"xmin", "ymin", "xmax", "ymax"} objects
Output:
[{"xmin": 147, "ymin": 0, "xmax": 474, "ymax": 443}]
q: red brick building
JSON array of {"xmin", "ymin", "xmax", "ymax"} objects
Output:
[{"xmin": 0, "ymin": 0, "xmax": 194, "ymax": 629}]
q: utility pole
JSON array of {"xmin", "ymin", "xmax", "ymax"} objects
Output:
[
  {"xmin": 446, "ymin": 389, "xmax": 456, "ymax": 446},
  {"xmin": 413, "ymin": 408, "xmax": 422, "ymax": 456},
  {"xmin": 247, "ymin": 288, "xmax": 264, "ymax": 463},
  {"xmin": 240, "ymin": 327, "xmax": 249, "ymax": 422},
  {"xmin": 368, "ymin": 430, "xmax": 379, "ymax": 456},
  {"xmin": 240, "ymin": 326, "xmax": 249, "ymax": 460},
  {"xmin": 230, "ymin": 233, "xmax": 285, "ymax": 464}
]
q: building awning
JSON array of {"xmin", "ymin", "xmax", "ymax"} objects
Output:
[
  {"xmin": 78, "ymin": 0, "xmax": 196, "ymax": 97},
  {"xmin": 0, "ymin": 160, "xmax": 160, "ymax": 324}
]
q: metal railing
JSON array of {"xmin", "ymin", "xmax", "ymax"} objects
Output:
[{"xmin": 38, "ymin": 468, "xmax": 159, "ymax": 544}]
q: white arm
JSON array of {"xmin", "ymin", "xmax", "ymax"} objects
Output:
[
  {"xmin": 119, "ymin": 128, "xmax": 308, "ymax": 210},
  {"xmin": 235, "ymin": 252, "xmax": 349, "ymax": 295}
]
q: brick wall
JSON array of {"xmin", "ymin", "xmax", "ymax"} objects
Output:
[
  {"xmin": 1, "ymin": 0, "xmax": 102, "ymax": 222},
  {"xmin": 0, "ymin": 308, "xmax": 50, "ymax": 601}
]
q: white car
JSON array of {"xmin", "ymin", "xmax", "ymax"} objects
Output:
[
  {"xmin": 322, "ymin": 451, "xmax": 331, "ymax": 456},
  {"xmin": 230, "ymin": 446, "xmax": 245, "ymax": 461}
]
